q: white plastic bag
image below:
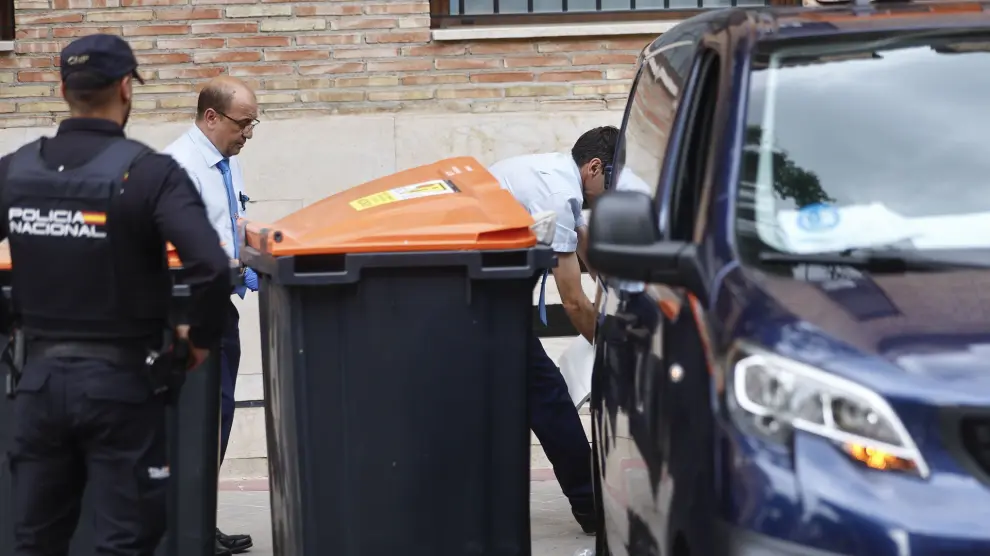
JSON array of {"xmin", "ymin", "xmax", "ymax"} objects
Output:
[{"xmin": 558, "ymin": 335, "xmax": 594, "ymax": 410}]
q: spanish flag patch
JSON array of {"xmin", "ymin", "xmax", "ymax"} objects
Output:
[{"xmin": 80, "ymin": 211, "xmax": 107, "ymax": 225}]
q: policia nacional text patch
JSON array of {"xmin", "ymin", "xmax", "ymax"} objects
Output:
[{"xmin": 8, "ymin": 208, "xmax": 108, "ymax": 239}]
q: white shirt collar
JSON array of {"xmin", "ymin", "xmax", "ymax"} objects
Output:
[{"xmin": 186, "ymin": 124, "xmax": 225, "ymax": 169}]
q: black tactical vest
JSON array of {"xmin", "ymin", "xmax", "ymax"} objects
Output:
[{"xmin": 2, "ymin": 138, "xmax": 152, "ymax": 340}]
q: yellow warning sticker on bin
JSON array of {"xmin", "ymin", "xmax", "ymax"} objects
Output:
[{"xmin": 349, "ymin": 180, "xmax": 458, "ymax": 211}]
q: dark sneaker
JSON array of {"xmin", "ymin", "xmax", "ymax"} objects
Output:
[{"xmin": 217, "ymin": 528, "xmax": 253, "ymax": 554}]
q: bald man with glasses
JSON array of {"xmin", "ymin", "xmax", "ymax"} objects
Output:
[{"xmin": 163, "ymin": 76, "xmax": 259, "ymax": 556}]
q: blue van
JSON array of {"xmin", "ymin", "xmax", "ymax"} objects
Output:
[{"xmin": 586, "ymin": 2, "xmax": 990, "ymax": 555}]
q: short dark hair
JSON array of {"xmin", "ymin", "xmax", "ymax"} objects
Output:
[
  {"xmin": 196, "ymin": 83, "xmax": 234, "ymax": 121},
  {"xmin": 571, "ymin": 125, "xmax": 619, "ymax": 168},
  {"xmin": 63, "ymin": 77, "xmax": 120, "ymax": 114}
]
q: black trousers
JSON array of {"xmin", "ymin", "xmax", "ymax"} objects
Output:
[
  {"xmin": 219, "ymin": 300, "xmax": 240, "ymax": 464},
  {"xmin": 9, "ymin": 356, "xmax": 168, "ymax": 556},
  {"xmin": 528, "ymin": 331, "xmax": 594, "ymax": 515}
]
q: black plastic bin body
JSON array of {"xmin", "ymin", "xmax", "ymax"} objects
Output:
[
  {"xmin": 247, "ymin": 247, "xmax": 554, "ymax": 556},
  {"xmin": 0, "ymin": 277, "xmax": 221, "ymax": 556}
]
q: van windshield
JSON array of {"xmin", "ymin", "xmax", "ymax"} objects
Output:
[{"xmin": 736, "ymin": 31, "xmax": 990, "ymax": 264}]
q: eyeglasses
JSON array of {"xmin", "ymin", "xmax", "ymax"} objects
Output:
[{"xmin": 215, "ymin": 109, "xmax": 260, "ymax": 132}]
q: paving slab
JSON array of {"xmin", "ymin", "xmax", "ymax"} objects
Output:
[{"xmin": 217, "ymin": 478, "xmax": 595, "ymax": 556}]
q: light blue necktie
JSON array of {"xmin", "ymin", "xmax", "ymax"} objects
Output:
[
  {"xmin": 216, "ymin": 158, "xmax": 247, "ymax": 299},
  {"xmin": 538, "ymin": 269, "xmax": 549, "ymax": 326}
]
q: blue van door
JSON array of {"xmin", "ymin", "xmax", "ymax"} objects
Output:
[{"xmin": 649, "ymin": 38, "xmax": 731, "ymax": 556}]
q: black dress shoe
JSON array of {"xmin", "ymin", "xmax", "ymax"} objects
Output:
[
  {"xmin": 217, "ymin": 528, "xmax": 253, "ymax": 554},
  {"xmin": 215, "ymin": 539, "xmax": 232, "ymax": 556},
  {"xmin": 572, "ymin": 509, "xmax": 597, "ymax": 536}
]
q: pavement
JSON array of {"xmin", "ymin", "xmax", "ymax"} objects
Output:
[{"xmin": 217, "ymin": 474, "xmax": 595, "ymax": 556}]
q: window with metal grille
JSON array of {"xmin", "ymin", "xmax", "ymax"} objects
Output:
[
  {"xmin": 0, "ymin": 0, "xmax": 12, "ymax": 42},
  {"xmin": 430, "ymin": 0, "xmax": 801, "ymax": 28}
]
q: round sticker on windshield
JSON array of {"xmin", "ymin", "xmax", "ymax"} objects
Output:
[{"xmin": 796, "ymin": 203, "xmax": 840, "ymax": 232}]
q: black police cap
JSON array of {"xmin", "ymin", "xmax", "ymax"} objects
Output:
[{"xmin": 60, "ymin": 34, "xmax": 145, "ymax": 91}]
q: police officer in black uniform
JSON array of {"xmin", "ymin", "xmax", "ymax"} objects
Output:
[{"xmin": 0, "ymin": 34, "xmax": 230, "ymax": 556}]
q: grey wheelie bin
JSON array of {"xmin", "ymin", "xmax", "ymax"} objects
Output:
[
  {"xmin": 240, "ymin": 156, "xmax": 555, "ymax": 556},
  {"xmin": 0, "ymin": 246, "xmax": 224, "ymax": 556}
]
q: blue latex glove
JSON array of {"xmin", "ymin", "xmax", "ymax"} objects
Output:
[{"xmin": 243, "ymin": 267, "xmax": 259, "ymax": 292}]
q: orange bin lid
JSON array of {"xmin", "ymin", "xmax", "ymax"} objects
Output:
[
  {"xmin": 243, "ymin": 156, "xmax": 538, "ymax": 257},
  {"xmin": 0, "ymin": 157, "xmax": 535, "ymax": 271},
  {"xmin": 167, "ymin": 245, "xmax": 181, "ymax": 268}
]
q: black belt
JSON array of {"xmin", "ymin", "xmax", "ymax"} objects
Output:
[{"xmin": 26, "ymin": 341, "xmax": 148, "ymax": 366}]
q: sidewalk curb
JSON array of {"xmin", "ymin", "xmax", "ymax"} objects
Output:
[{"xmin": 218, "ymin": 468, "xmax": 558, "ymax": 491}]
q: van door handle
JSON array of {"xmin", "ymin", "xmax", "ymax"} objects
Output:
[
  {"xmin": 614, "ymin": 311, "xmax": 651, "ymax": 344},
  {"xmin": 627, "ymin": 325, "xmax": 651, "ymax": 343},
  {"xmin": 602, "ymin": 314, "xmax": 629, "ymax": 342}
]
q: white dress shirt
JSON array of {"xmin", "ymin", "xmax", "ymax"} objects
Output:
[
  {"xmin": 163, "ymin": 125, "xmax": 247, "ymax": 261},
  {"xmin": 488, "ymin": 152, "xmax": 585, "ymax": 254}
]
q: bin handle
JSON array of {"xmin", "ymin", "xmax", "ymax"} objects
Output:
[
  {"xmin": 254, "ymin": 248, "xmax": 556, "ymax": 286},
  {"xmin": 240, "ymin": 219, "xmax": 284, "ymax": 254}
]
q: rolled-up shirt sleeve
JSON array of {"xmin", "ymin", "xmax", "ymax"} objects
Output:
[
  {"xmin": 488, "ymin": 153, "xmax": 586, "ymax": 254},
  {"xmin": 545, "ymin": 191, "xmax": 584, "ymax": 254}
]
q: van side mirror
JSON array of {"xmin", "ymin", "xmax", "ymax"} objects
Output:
[{"xmin": 586, "ymin": 191, "xmax": 708, "ymax": 299}]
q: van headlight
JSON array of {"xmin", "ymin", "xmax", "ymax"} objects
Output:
[{"xmin": 730, "ymin": 349, "xmax": 929, "ymax": 478}]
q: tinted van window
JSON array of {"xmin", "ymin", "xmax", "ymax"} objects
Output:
[{"xmin": 613, "ymin": 38, "xmax": 696, "ymax": 196}]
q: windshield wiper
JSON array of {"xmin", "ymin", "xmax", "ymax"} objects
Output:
[{"xmin": 758, "ymin": 249, "xmax": 990, "ymax": 273}]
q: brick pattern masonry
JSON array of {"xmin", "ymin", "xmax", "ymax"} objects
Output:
[{"xmin": 1, "ymin": 0, "xmax": 653, "ymax": 127}]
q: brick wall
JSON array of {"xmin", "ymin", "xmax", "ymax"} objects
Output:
[{"xmin": 0, "ymin": 0, "xmax": 651, "ymax": 128}]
